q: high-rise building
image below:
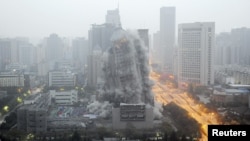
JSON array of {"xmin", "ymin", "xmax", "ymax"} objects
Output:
[
  {"xmin": 160, "ymin": 7, "xmax": 176, "ymax": 72},
  {"xmin": 87, "ymin": 48, "xmax": 103, "ymax": 89},
  {"xmin": 88, "ymin": 24, "xmax": 116, "ymax": 53},
  {"xmin": 45, "ymin": 34, "xmax": 64, "ymax": 61},
  {"xmin": 137, "ymin": 29, "xmax": 149, "ymax": 49},
  {"xmin": 215, "ymin": 28, "xmax": 250, "ymax": 66},
  {"xmin": 106, "ymin": 8, "xmax": 121, "ymax": 28},
  {"xmin": 18, "ymin": 42, "xmax": 34, "ymax": 66},
  {"xmin": 0, "ymin": 39, "xmax": 11, "ymax": 70},
  {"xmin": 72, "ymin": 37, "xmax": 88, "ymax": 68},
  {"xmin": 101, "ymin": 29, "xmax": 154, "ymax": 106},
  {"xmin": 152, "ymin": 31, "xmax": 161, "ymax": 64},
  {"xmin": 178, "ymin": 22, "xmax": 215, "ymax": 87}
]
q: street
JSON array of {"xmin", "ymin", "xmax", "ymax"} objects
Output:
[{"xmin": 151, "ymin": 71, "xmax": 221, "ymax": 141}]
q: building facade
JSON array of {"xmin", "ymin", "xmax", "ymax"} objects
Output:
[
  {"xmin": 159, "ymin": 7, "xmax": 176, "ymax": 72},
  {"xmin": 215, "ymin": 27, "xmax": 250, "ymax": 66},
  {"xmin": 50, "ymin": 90, "xmax": 78, "ymax": 105},
  {"xmin": 17, "ymin": 93, "xmax": 51, "ymax": 133},
  {"xmin": 112, "ymin": 103, "xmax": 154, "ymax": 129},
  {"xmin": 178, "ymin": 22, "xmax": 215, "ymax": 87},
  {"xmin": 48, "ymin": 71, "xmax": 76, "ymax": 87},
  {"xmin": 106, "ymin": 8, "xmax": 121, "ymax": 28},
  {"xmin": 0, "ymin": 73, "xmax": 25, "ymax": 87}
]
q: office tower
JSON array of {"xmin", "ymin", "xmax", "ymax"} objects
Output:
[
  {"xmin": 45, "ymin": 34, "xmax": 64, "ymax": 61},
  {"xmin": 72, "ymin": 37, "xmax": 88, "ymax": 68},
  {"xmin": 88, "ymin": 24, "xmax": 116, "ymax": 53},
  {"xmin": 231, "ymin": 28, "xmax": 250, "ymax": 65},
  {"xmin": 106, "ymin": 8, "xmax": 121, "ymax": 28},
  {"xmin": 87, "ymin": 47, "xmax": 103, "ymax": 89},
  {"xmin": 152, "ymin": 31, "xmax": 160, "ymax": 64},
  {"xmin": 138, "ymin": 29, "xmax": 149, "ymax": 49},
  {"xmin": 18, "ymin": 42, "xmax": 34, "ymax": 66},
  {"xmin": 178, "ymin": 22, "xmax": 215, "ymax": 87},
  {"xmin": 160, "ymin": 7, "xmax": 176, "ymax": 72},
  {"xmin": 0, "ymin": 39, "xmax": 11, "ymax": 70}
]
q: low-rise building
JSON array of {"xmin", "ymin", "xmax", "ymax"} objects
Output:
[
  {"xmin": 211, "ymin": 86, "xmax": 249, "ymax": 105},
  {"xmin": 17, "ymin": 93, "xmax": 51, "ymax": 133},
  {"xmin": 50, "ymin": 90, "xmax": 78, "ymax": 105},
  {"xmin": 0, "ymin": 73, "xmax": 25, "ymax": 87},
  {"xmin": 112, "ymin": 103, "xmax": 154, "ymax": 129},
  {"xmin": 48, "ymin": 71, "xmax": 76, "ymax": 87}
]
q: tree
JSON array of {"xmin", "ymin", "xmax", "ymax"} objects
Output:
[
  {"xmin": 181, "ymin": 134, "xmax": 187, "ymax": 141},
  {"xmin": 169, "ymin": 131, "xmax": 178, "ymax": 141},
  {"xmin": 163, "ymin": 132, "xmax": 168, "ymax": 141},
  {"xmin": 71, "ymin": 131, "xmax": 82, "ymax": 141}
]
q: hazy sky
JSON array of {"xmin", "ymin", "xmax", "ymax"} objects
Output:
[{"xmin": 0, "ymin": 0, "xmax": 250, "ymax": 44}]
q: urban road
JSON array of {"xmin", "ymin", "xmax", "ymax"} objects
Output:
[{"xmin": 150, "ymin": 71, "xmax": 221, "ymax": 141}]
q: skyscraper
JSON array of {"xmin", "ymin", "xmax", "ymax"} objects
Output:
[
  {"xmin": 160, "ymin": 7, "xmax": 176, "ymax": 72},
  {"xmin": 178, "ymin": 22, "xmax": 215, "ymax": 87},
  {"xmin": 45, "ymin": 34, "xmax": 64, "ymax": 61},
  {"xmin": 106, "ymin": 8, "xmax": 121, "ymax": 28}
]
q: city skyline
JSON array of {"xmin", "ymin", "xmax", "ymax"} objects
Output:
[{"xmin": 0, "ymin": 0, "xmax": 250, "ymax": 44}]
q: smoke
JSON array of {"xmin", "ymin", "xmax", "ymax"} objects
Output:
[
  {"xmin": 87, "ymin": 28, "xmax": 162, "ymax": 118},
  {"xmin": 153, "ymin": 101, "xmax": 163, "ymax": 119},
  {"xmin": 87, "ymin": 101, "xmax": 112, "ymax": 118}
]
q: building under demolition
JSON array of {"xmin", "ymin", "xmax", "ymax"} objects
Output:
[
  {"xmin": 96, "ymin": 29, "xmax": 155, "ymax": 129},
  {"xmin": 101, "ymin": 29, "xmax": 154, "ymax": 106}
]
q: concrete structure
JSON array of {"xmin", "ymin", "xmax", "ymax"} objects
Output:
[
  {"xmin": 5, "ymin": 63, "xmax": 24, "ymax": 72},
  {"xmin": 159, "ymin": 7, "xmax": 175, "ymax": 72},
  {"xmin": 102, "ymin": 29, "xmax": 154, "ymax": 105},
  {"xmin": 212, "ymin": 86, "xmax": 249, "ymax": 105},
  {"xmin": 112, "ymin": 103, "xmax": 154, "ymax": 129},
  {"xmin": 178, "ymin": 22, "xmax": 215, "ymax": 87},
  {"xmin": 72, "ymin": 37, "xmax": 89, "ymax": 67},
  {"xmin": 152, "ymin": 31, "xmax": 161, "ymax": 64},
  {"xmin": 87, "ymin": 48, "xmax": 103, "ymax": 89},
  {"xmin": 106, "ymin": 8, "xmax": 121, "ymax": 28},
  {"xmin": 137, "ymin": 29, "xmax": 149, "ymax": 49},
  {"xmin": 0, "ymin": 38, "xmax": 34, "ymax": 70},
  {"xmin": 50, "ymin": 90, "xmax": 78, "ymax": 105},
  {"xmin": 215, "ymin": 27, "xmax": 250, "ymax": 66},
  {"xmin": 0, "ymin": 73, "xmax": 25, "ymax": 87},
  {"xmin": 88, "ymin": 24, "xmax": 116, "ymax": 53},
  {"xmin": 48, "ymin": 71, "xmax": 76, "ymax": 87},
  {"xmin": 23, "ymin": 94, "xmax": 42, "ymax": 105},
  {"xmin": 215, "ymin": 65, "xmax": 250, "ymax": 85},
  {"xmin": 0, "ymin": 39, "xmax": 12, "ymax": 71},
  {"xmin": 45, "ymin": 34, "xmax": 64, "ymax": 61},
  {"xmin": 18, "ymin": 42, "xmax": 34, "ymax": 66},
  {"xmin": 17, "ymin": 93, "xmax": 51, "ymax": 133}
]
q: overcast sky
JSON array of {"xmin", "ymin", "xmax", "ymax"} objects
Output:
[{"xmin": 0, "ymin": 0, "xmax": 250, "ymax": 44}]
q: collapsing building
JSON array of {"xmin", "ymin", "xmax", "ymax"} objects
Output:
[
  {"xmin": 101, "ymin": 29, "xmax": 154, "ymax": 107},
  {"xmin": 87, "ymin": 29, "xmax": 158, "ymax": 129}
]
